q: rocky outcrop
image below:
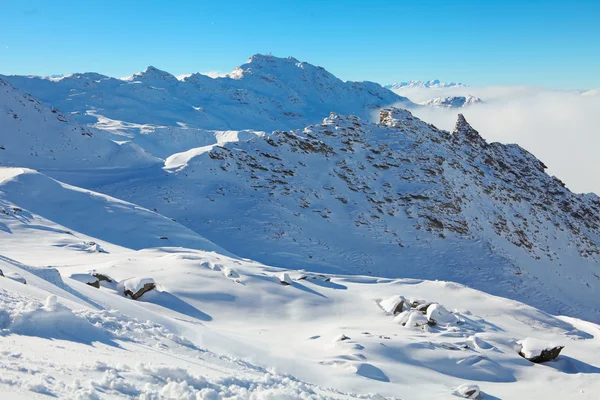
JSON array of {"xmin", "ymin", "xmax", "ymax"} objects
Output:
[
  {"xmin": 120, "ymin": 277, "xmax": 156, "ymax": 300},
  {"xmin": 517, "ymin": 338, "xmax": 564, "ymax": 363}
]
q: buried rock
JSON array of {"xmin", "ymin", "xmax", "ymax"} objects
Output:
[
  {"xmin": 70, "ymin": 273, "xmax": 101, "ymax": 288},
  {"xmin": 90, "ymin": 271, "xmax": 114, "ymax": 283},
  {"xmin": 380, "ymin": 295, "xmax": 410, "ymax": 315},
  {"xmin": 119, "ymin": 277, "xmax": 156, "ymax": 300},
  {"xmin": 453, "ymin": 383, "xmax": 480, "ymax": 399},
  {"xmin": 426, "ymin": 303, "xmax": 459, "ymax": 326},
  {"xmin": 517, "ymin": 337, "xmax": 564, "ymax": 363}
]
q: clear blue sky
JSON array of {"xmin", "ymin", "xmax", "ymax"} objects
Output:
[{"xmin": 1, "ymin": 0, "xmax": 598, "ymax": 89}]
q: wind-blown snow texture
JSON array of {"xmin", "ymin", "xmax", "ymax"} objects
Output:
[{"xmin": 1, "ymin": 55, "xmax": 600, "ymax": 399}]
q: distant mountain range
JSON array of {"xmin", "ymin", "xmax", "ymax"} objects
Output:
[
  {"xmin": 2, "ymin": 55, "xmax": 412, "ymax": 133},
  {"xmin": 384, "ymin": 80, "xmax": 466, "ymax": 90},
  {"xmin": 419, "ymin": 95, "xmax": 484, "ymax": 108}
]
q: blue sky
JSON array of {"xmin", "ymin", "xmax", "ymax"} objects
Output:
[{"xmin": 0, "ymin": 0, "xmax": 598, "ymax": 88}]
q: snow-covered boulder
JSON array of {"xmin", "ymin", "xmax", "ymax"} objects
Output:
[
  {"xmin": 70, "ymin": 273, "xmax": 100, "ymax": 288},
  {"xmin": 380, "ymin": 295, "xmax": 409, "ymax": 315},
  {"xmin": 404, "ymin": 311, "xmax": 429, "ymax": 328},
  {"xmin": 90, "ymin": 271, "xmax": 114, "ymax": 283},
  {"xmin": 84, "ymin": 241, "xmax": 108, "ymax": 253},
  {"xmin": 453, "ymin": 383, "xmax": 480, "ymax": 399},
  {"xmin": 277, "ymin": 272, "xmax": 293, "ymax": 285},
  {"xmin": 395, "ymin": 310, "xmax": 430, "ymax": 328},
  {"xmin": 118, "ymin": 277, "xmax": 156, "ymax": 300},
  {"xmin": 426, "ymin": 303, "xmax": 459, "ymax": 326},
  {"xmin": 517, "ymin": 338, "xmax": 564, "ymax": 363},
  {"xmin": 334, "ymin": 334, "xmax": 350, "ymax": 342}
]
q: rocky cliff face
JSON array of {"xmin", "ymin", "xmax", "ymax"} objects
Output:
[{"xmin": 99, "ymin": 107, "xmax": 600, "ymax": 321}]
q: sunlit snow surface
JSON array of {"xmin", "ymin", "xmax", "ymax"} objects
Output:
[{"xmin": 1, "ymin": 57, "xmax": 600, "ymax": 399}]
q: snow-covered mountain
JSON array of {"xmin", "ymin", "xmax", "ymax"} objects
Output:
[
  {"xmin": 2, "ymin": 166, "xmax": 600, "ymax": 399},
  {"xmin": 419, "ymin": 95, "xmax": 484, "ymax": 108},
  {"xmin": 385, "ymin": 79, "xmax": 466, "ymax": 90},
  {"xmin": 0, "ymin": 78, "xmax": 159, "ymax": 171},
  {"xmin": 95, "ymin": 108, "xmax": 600, "ymax": 323},
  {"xmin": 2, "ymin": 55, "xmax": 411, "ymax": 133},
  {"xmin": 1, "ymin": 60, "xmax": 600, "ymax": 399}
]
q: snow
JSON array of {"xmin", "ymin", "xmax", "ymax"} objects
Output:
[
  {"xmin": 380, "ymin": 295, "xmax": 409, "ymax": 315},
  {"xmin": 385, "ymin": 80, "xmax": 466, "ymax": 90},
  {"xmin": 517, "ymin": 337, "xmax": 562, "ymax": 359},
  {"xmin": 69, "ymin": 273, "xmax": 98, "ymax": 285},
  {"xmin": 453, "ymin": 383, "xmax": 480, "ymax": 399},
  {"xmin": 0, "ymin": 55, "xmax": 599, "ymax": 399},
  {"xmin": 419, "ymin": 95, "xmax": 483, "ymax": 108},
  {"xmin": 2, "ymin": 54, "xmax": 411, "ymax": 133},
  {"xmin": 121, "ymin": 277, "xmax": 155, "ymax": 295},
  {"xmin": 426, "ymin": 303, "xmax": 459, "ymax": 326}
]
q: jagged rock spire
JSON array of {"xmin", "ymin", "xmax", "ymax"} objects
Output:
[{"xmin": 453, "ymin": 114, "xmax": 486, "ymax": 147}]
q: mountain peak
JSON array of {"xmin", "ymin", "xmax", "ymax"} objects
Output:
[
  {"xmin": 420, "ymin": 95, "xmax": 483, "ymax": 109},
  {"xmin": 453, "ymin": 114, "xmax": 486, "ymax": 146},
  {"xmin": 129, "ymin": 66, "xmax": 178, "ymax": 83},
  {"xmin": 385, "ymin": 80, "xmax": 467, "ymax": 90}
]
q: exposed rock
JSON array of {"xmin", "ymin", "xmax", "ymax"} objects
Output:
[
  {"xmin": 0, "ymin": 268, "xmax": 3, "ymax": 277},
  {"xmin": 426, "ymin": 303, "xmax": 459, "ymax": 326},
  {"xmin": 119, "ymin": 277, "xmax": 156, "ymax": 300},
  {"xmin": 517, "ymin": 338, "xmax": 564, "ymax": 363},
  {"xmin": 416, "ymin": 303, "xmax": 432, "ymax": 313},
  {"xmin": 297, "ymin": 273, "xmax": 331, "ymax": 282},
  {"xmin": 91, "ymin": 271, "xmax": 114, "ymax": 283},
  {"xmin": 380, "ymin": 295, "xmax": 409, "ymax": 315},
  {"xmin": 334, "ymin": 334, "xmax": 350, "ymax": 342},
  {"xmin": 453, "ymin": 383, "xmax": 480, "ymax": 399},
  {"xmin": 70, "ymin": 273, "xmax": 101, "ymax": 289},
  {"xmin": 453, "ymin": 114, "xmax": 486, "ymax": 147}
]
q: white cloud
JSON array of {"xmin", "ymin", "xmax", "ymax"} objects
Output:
[{"xmin": 393, "ymin": 86, "xmax": 600, "ymax": 195}]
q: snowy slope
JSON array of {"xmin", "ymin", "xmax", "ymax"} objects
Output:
[
  {"xmin": 1, "ymin": 172, "xmax": 600, "ymax": 399},
  {"xmin": 0, "ymin": 168, "xmax": 230, "ymax": 254},
  {"xmin": 0, "ymin": 78, "xmax": 158, "ymax": 171},
  {"xmin": 384, "ymin": 80, "xmax": 466, "ymax": 90},
  {"xmin": 97, "ymin": 109, "xmax": 600, "ymax": 323},
  {"xmin": 419, "ymin": 95, "xmax": 484, "ymax": 108},
  {"xmin": 3, "ymin": 55, "xmax": 411, "ymax": 133}
]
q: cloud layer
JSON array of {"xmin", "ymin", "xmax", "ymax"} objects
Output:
[{"xmin": 393, "ymin": 86, "xmax": 600, "ymax": 195}]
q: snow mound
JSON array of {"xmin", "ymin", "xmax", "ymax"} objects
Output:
[
  {"xmin": 426, "ymin": 303, "xmax": 460, "ymax": 326},
  {"xmin": 6, "ymin": 295, "xmax": 113, "ymax": 344},
  {"xmin": 380, "ymin": 295, "xmax": 409, "ymax": 315},
  {"xmin": 69, "ymin": 273, "xmax": 100, "ymax": 287},
  {"xmin": 453, "ymin": 383, "xmax": 480, "ymax": 399}
]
